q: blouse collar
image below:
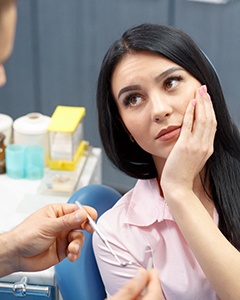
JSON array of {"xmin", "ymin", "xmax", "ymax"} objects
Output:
[
  {"xmin": 124, "ymin": 178, "xmax": 219, "ymax": 227},
  {"xmin": 125, "ymin": 178, "xmax": 174, "ymax": 226}
]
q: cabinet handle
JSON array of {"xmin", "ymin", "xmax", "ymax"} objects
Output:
[{"xmin": 0, "ymin": 276, "xmax": 51, "ymax": 297}]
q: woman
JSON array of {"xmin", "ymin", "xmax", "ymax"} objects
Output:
[{"xmin": 93, "ymin": 23, "xmax": 240, "ymax": 299}]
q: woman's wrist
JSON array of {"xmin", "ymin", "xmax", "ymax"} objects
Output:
[{"xmin": 162, "ymin": 184, "xmax": 194, "ymax": 203}]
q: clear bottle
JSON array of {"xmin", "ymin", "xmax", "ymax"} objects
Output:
[{"xmin": 0, "ymin": 133, "xmax": 6, "ymax": 174}]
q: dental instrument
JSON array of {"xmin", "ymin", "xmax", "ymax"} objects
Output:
[{"xmin": 75, "ymin": 200, "xmax": 133, "ymax": 267}]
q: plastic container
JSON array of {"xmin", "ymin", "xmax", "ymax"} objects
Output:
[
  {"xmin": 47, "ymin": 106, "xmax": 86, "ymax": 170},
  {"xmin": 25, "ymin": 145, "xmax": 44, "ymax": 180},
  {"xmin": 5, "ymin": 144, "xmax": 25, "ymax": 179},
  {"xmin": 13, "ymin": 113, "xmax": 51, "ymax": 165}
]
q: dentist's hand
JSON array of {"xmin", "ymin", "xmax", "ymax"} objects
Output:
[
  {"xmin": 5, "ymin": 203, "xmax": 97, "ymax": 274},
  {"xmin": 109, "ymin": 268, "xmax": 164, "ymax": 300}
]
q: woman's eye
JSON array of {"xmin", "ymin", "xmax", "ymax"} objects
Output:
[
  {"xmin": 164, "ymin": 76, "xmax": 182, "ymax": 91},
  {"xmin": 124, "ymin": 94, "xmax": 143, "ymax": 107}
]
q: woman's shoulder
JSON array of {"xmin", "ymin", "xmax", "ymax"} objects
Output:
[
  {"xmin": 97, "ymin": 186, "xmax": 134, "ymax": 225},
  {"xmin": 97, "ymin": 178, "xmax": 159, "ymax": 227}
]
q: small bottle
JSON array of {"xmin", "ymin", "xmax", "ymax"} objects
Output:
[{"xmin": 0, "ymin": 133, "xmax": 6, "ymax": 174}]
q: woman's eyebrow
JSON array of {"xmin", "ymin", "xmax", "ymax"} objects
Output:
[
  {"xmin": 117, "ymin": 67, "xmax": 184, "ymax": 99},
  {"xmin": 117, "ymin": 85, "xmax": 141, "ymax": 99},
  {"xmin": 154, "ymin": 67, "xmax": 184, "ymax": 82}
]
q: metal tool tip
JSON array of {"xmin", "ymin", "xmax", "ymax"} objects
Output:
[{"xmin": 120, "ymin": 261, "xmax": 133, "ymax": 267}]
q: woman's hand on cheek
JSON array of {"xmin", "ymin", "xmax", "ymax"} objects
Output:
[{"xmin": 161, "ymin": 85, "xmax": 217, "ymax": 195}]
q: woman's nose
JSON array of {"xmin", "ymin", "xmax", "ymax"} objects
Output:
[{"xmin": 150, "ymin": 93, "xmax": 172, "ymax": 122}]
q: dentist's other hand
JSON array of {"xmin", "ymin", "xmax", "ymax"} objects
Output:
[{"xmin": 109, "ymin": 268, "xmax": 164, "ymax": 300}]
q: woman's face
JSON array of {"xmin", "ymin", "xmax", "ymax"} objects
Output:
[{"xmin": 111, "ymin": 51, "xmax": 201, "ymax": 164}]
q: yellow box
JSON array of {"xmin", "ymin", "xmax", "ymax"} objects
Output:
[
  {"xmin": 48, "ymin": 106, "xmax": 86, "ymax": 170},
  {"xmin": 47, "ymin": 140, "xmax": 87, "ymax": 171},
  {"xmin": 48, "ymin": 106, "xmax": 85, "ymax": 133}
]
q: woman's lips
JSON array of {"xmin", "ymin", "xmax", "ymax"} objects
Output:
[{"xmin": 156, "ymin": 126, "xmax": 181, "ymax": 141}]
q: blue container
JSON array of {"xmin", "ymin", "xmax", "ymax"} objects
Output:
[
  {"xmin": 5, "ymin": 144, "xmax": 25, "ymax": 179},
  {"xmin": 25, "ymin": 145, "xmax": 44, "ymax": 180}
]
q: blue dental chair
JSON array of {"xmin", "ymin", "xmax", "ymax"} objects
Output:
[{"xmin": 54, "ymin": 184, "xmax": 121, "ymax": 300}]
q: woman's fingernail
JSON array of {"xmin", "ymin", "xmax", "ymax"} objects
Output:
[
  {"xmin": 198, "ymin": 85, "xmax": 207, "ymax": 96},
  {"xmin": 198, "ymin": 86, "xmax": 203, "ymax": 96}
]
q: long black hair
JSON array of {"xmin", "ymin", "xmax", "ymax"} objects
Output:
[{"xmin": 97, "ymin": 23, "xmax": 240, "ymax": 249}]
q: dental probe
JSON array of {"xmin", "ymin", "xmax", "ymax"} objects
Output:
[{"xmin": 75, "ymin": 200, "xmax": 133, "ymax": 267}]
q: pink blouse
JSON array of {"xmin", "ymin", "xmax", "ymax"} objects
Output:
[{"xmin": 93, "ymin": 178, "xmax": 219, "ymax": 299}]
